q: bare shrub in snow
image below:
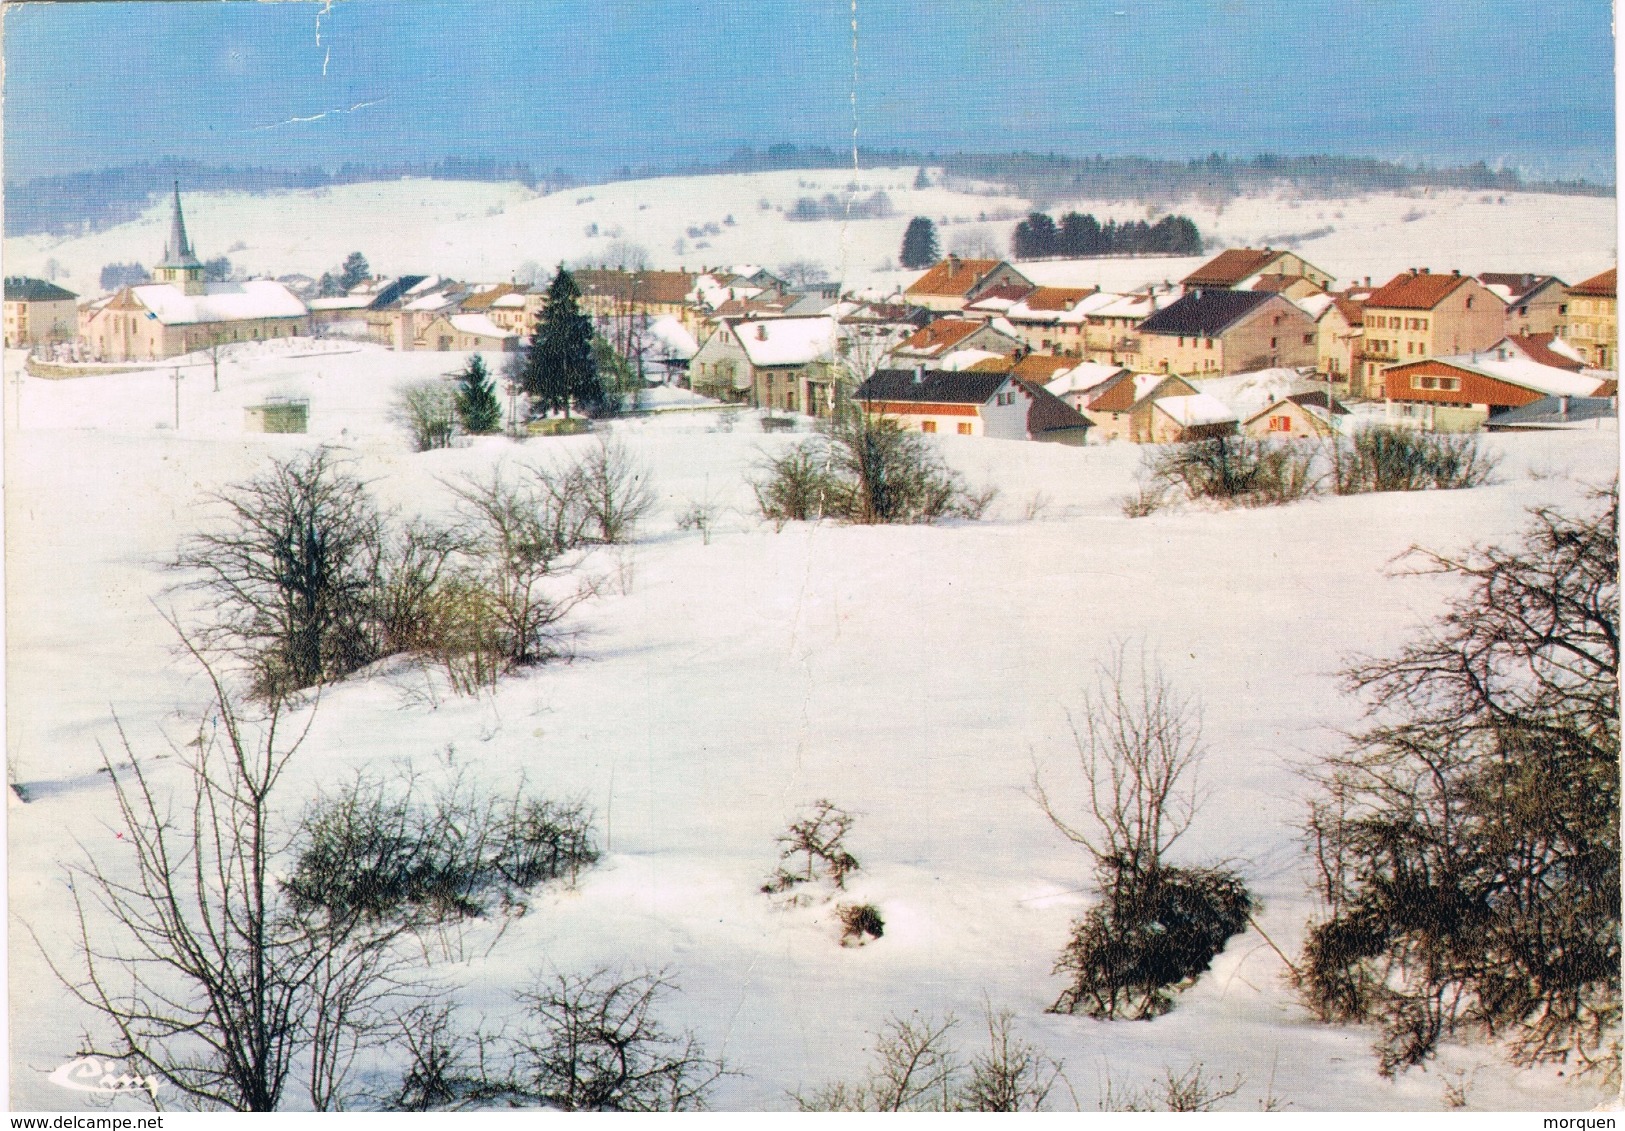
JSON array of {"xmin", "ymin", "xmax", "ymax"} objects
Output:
[
  {"xmin": 285, "ymin": 773, "xmax": 598, "ymax": 926},
  {"xmin": 1145, "ymin": 434, "xmax": 1319, "ymax": 508},
  {"xmin": 504, "ymin": 969, "xmax": 727, "ymax": 1111},
  {"xmin": 795, "ymin": 1013, "xmax": 961, "ymax": 1111},
  {"xmin": 1300, "ymin": 485, "xmax": 1619, "ymax": 1083},
  {"xmin": 174, "ymin": 448, "xmax": 385, "ymax": 700},
  {"xmin": 448, "ymin": 466, "xmax": 593, "ymax": 671},
  {"xmin": 763, "ymin": 798, "xmax": 860, "ymax": 895},
  {"xmin": 1332, "ymin": 424, "xmax": 1498, "ymax": 494},
  {"xmin": 752, "ymin": 445, "xmax": 839, "ymax": 527},
  {"xmin": 371, "ymin": 520, "xmax": 467, "ymax": 655},
  {"xmin": 395, "ymin": 379, "xmax": 458, "ymax": 452},
  {"xmin": 837, "ymin": 902, "xmax": 885, "ymax": 945},
  {"xmin": 753, "ymin": 416, "xmax": 994, "ymax": 527},
  {"xmin": 574, "ymin": 436, "xmax": 655, "ymax": 544},
  {"xmin": 386, "ymin": 1001, "xmax": 504, "ymax": 1111},
  {"xmin": 1100, "ymin": 1062, "xmax": 1245, "ymax": 1111},
  {"xmin": 38, "ymin": 650, "xmax": 410, "ymax": 1111},
  {"xmin": 796, "ymin": 1006, "xmax": 1063, "ymax": 1111},
  {"xmin": 675, "ymin": 497, "xmax": 720, "ymax": 544},
  {"xmin": 1033, "ymin": 646, "xmax": 1253, "ymax": 1019}
]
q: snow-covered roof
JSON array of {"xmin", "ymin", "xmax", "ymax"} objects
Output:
[
  {"xmin": 1293, "ymin": 292, "xmax": 1336, "ymax": 320},
  {"xmin": 492, "ymin": 293, "xmax": 528, "ymax": 309},
  {"xmin": 405, "ymin": 293, "xmax": 459, "ymax": 313},
  {"xmin": 1436, "ymin": 350, "xmax": 1605, "ymax": 398},
  {"xmin": 966, "ymin": 294, "xmax": 1020, "ymax": 314},
  {"xmin": 1094, "ymin": 291, "xmax": 1175, "ymax": 319},
  {"xmin": 1053, "ymin": 290, "xmax": 1124, "ymax": 325},
  {"xmin": 1045, "ymin": 362, "xmax": 1129, "ymax": 398},
  {"xmin": 987, "ymin": 316, "xmax": 1020, "ymax": 339},
  {"xmin": 448, "ymin": 313, "xmax": 516, "ymax": 340},
  {"xmin": 1155, "ymin": 392, "xmax": 1239, "ymax": 427},
  {"xmin": 133, "ymin": 281, "xmax": 308, "ymax": 326},
  {"xmin": 405, "ymin": 275, "xmax": 442, "ymax": 295},
  {"xmin": 648, "ymin": 315, "xmax": 699, "ymax": 360},
  {"xmin": 307, "ymin": 295, "xmax": 373, "ymax": 311},
  {"xmin": 734, "ymin": 316, "xmax": 839, "ymax": 367},
  {"xmin": 938, "ymin": 349, "xmax": 1004, "ymax": 372}
]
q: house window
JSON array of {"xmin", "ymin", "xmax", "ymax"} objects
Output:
[
  {"xmin": 1204, "ymin": 338, "xmax": 1213, "ymax": 349},
  {"xmin": 1270, "ymin": 337, "xmax": 1278, "ymax": 348},
  {"xmin": 1269, "ymin": 415, "xmax": 1291, "ymax": 432},
  {"xmin": 921, "ymin": 420, "xmax": 937, "ymax": 433},
  {"xmin": 957, "ymin": 422, "xmax": 972, "ymax": 435}
]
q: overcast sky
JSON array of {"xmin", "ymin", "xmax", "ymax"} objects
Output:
[{"xmin": 3, "ymin": 0, "xmax": 1615, "ymax": 181}]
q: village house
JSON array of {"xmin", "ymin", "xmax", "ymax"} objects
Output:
[
  {"xmin": 1357, "ymin": 268, "xmax": 1506, "ymax": 392},
  {"xmin": 1180, "ymin": 247, "xmax": 1335, "ymax": 291},
  {"xmin": 1562, "ymin": 268, "xmax": 1616, "ymax": 369},
  {"xmin": 1138, "ymin": 289, "xmax": 1317, "ymax": 376},
  {"xmin": 412, "ymin": 312, "xmax": 520, "ymax": 352},
  {"xmin": 903, "ymin": 256, "xmax": 1032, "ymax": 313},
  {"xmin": 1000, "ymin": 287, "xmax": 1101, "ymax": 356},
  {"xmin": 1242, "ymin": 391, "xmax": 1350, "ymax": 439},
  {"xmin": 1076, "ymin": 372, "xmax": 1199, "ymax": 442},
  {"xmin": 884, "ymin": 317, "xmax": 1024, "ymax": 370},
  {"xmin": 80, "ymin": 188, "xmax": 309, "ymax": 361},
  {"xmin": 853, "ymin": 368, "xmax": 1090, "ymax": 443},
  {"xmin": 1483, "ymin": 395, "xmax": 1617, "ymax": 433},
  {"xmin": 1079, "ymin": 287, "xmax": 1179, "ymax": 364},
  {"xmin": 1147, "ymin": 393, "xmax": 1240, "ymax": 442},
  {"xmin": 4, "ymin": 276, "xmax": 78, "ymax": 348},
  {"xmin": 687, "ymin": 315, "xmax": 840, "ymax": 414},
  {"xmin": 1043, "ymin": 361, "xmax": 1134, "ymax": 412},
  {"xmin": 1314, "ymin": 292, "xmax": 1366, "ymax": 388},
  {"xmin": 1479, "ymin": 273, "xmax": 1570, "ymax": 337},
  {"xmin": 1381, "ymin": 340, "xmax": 1610, "ymax": 431}
]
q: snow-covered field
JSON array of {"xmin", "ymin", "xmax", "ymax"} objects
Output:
[
  {"xmin": 5, "ymin": 168, "xmax": 1616, "ymax": 297},
  {"xmin": 4, "ymin": 336, "xmax": 1618, "ymax": 1111}
]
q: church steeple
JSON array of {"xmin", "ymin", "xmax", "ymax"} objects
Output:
[{"xmin": 155, "ymin": 182, "xmax": 205, "ymax": 295}]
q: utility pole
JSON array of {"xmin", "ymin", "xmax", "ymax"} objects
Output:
[{"xmin": 171, "ymin": 367, "xmax": 183, "ymax": 431}]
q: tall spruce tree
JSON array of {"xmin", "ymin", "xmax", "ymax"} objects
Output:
[
  {"xmin": 523, "ymin": 266, "xmax": 601, "ymax": 419},
  {"xmin": 454, "ymin": 353, "xmax": 503, "ymax": 434},
  {"xmin": 339, "ymin": 251, "xmax": 371, "ymax": 290},
  {"xmin": 900, "ymin": 217, "xmax": 940, "ymax": 270}
]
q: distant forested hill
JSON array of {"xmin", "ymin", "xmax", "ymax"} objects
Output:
[{"xmin": 6, "ymin": 148, "xmax": 1610, "ymax": 240}]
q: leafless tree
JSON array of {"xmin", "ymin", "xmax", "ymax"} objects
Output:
[
  {"xmin": 1032, "ymin": 645, "xmax": 1202, "ymax": 880},
  {"xmin": 1099, "ymin": 1063, "xmax": 1245, "ymax": 1112},
  {"xmin": 394, "ymin": 380, "xmax": 458, "ymax": 452},
  {"xmin": 1032, "ymin": 645, "xmax": 1251, "ymax": 1019},
  {"xmin": 961, "ymin": 1006, "xmax": 1063, "ymax": 1111},
  {"xmin": 37, "ymin": 645, "xmax": 409, "ymax": 1111},
  {"xmin": 1301, "ymin": 484, "xmax": 1619, "ymax": 1082},
  {"xmin": 574, "ymin": 436, "xmax": 655, "ymax": 544}
]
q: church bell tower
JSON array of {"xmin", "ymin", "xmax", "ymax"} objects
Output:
[{"xmin": 154, "ymin": 182, "xmax": 206, "ymax": 295}]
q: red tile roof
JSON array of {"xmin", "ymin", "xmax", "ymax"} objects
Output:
[
  {"xmin": 897, "ymin": 318, "xmax": 983, "ymax": 353},
  {"xmin": 967, "ymin": 283, "xmax": 1034, "ymax": 306},
  {"xmin": 1020, "ymin": 286, "xmax": 1095, "ymax": 311},
  {"xmin": 1010, "ymin": 354, "xmax": 1080, "ymax": 381},
  {"xmin": 575, "ymin": 269, "xmax": 698, "ymax": 305},
  {"xmin": 1181, "ymin": 248, "xmax": 1283, "ymax": 288},
  {"xmin": 1569, "ymin": 268, "xmax": 1616, "ymax": 298},
  {"xmin": 1506, "ymin": 333, "xmax": 1585, "ymax": 371},
  {"xmin": 1364, "ymin": 270, "xmax": 1475, "ymax": 311},
  {"xmin": 459, "ymin": 283, "xmax": 522, "ymax": 310},
  {"xmin": 1250, "ymin": 273, "xmax": 1314, "ymax": 294},
  {"xmin": 905, "ymin": 257, "xmax": 1002, "ymax": 298}
]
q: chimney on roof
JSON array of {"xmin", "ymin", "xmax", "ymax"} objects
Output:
[
  {"xmin": 1365, "ymin": 276, "xmax": 1371, "ymax": 286},
  {"xmin": 947, "ymin": 253, "xmax": 960, "ymax": 272},
  {"xmin": 1421, "ymin": 267, "xmax": 1430, "ymax": 274},
  {"xmin": 755, "ymin": 322, "xmax": 768, "ymax": 340},
  {"xmin": 1452, "ymin": 269, "xmax": 1460, "ymax": 277},
  {"xmin": 913, "ymin": 364, "xmax": 924, "ymax": 384},
  {"xmin": 1559, "ymin": 395, "xmax": 1570, "ymax": 418}
]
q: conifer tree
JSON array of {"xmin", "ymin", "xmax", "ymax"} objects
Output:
[
  {"xmin": 339, "ymin": 251, "xmax": 371, "ymax": 291},
  {"xmin": 523, "ymin": 267, "xmax": 601, "ymax": 419},
  {"xmin": 900, "ymin": 217, "xmax": 940, "ymax": 270},
  {"xmin": 454, "ymin": 354, "xmax": 503, "ymax": 434}
]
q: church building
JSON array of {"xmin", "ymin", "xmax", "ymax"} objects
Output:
[{"xmin": 80, "ymin": 185, "xmax": 310, "ymax": 362}]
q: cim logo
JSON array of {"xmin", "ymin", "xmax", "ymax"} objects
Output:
[{"xmin": 47, "ymin": 1057, "xmax": 161, "ymax": 1100}]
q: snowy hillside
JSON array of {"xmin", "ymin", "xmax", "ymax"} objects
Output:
[
  {"xmin": 5, "ymin": 169, "xmax": 1615, "ymax": 298},
  {"xmin": 4, "ymin": 337, "xmax": 1617, "ymax": 1111}
]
